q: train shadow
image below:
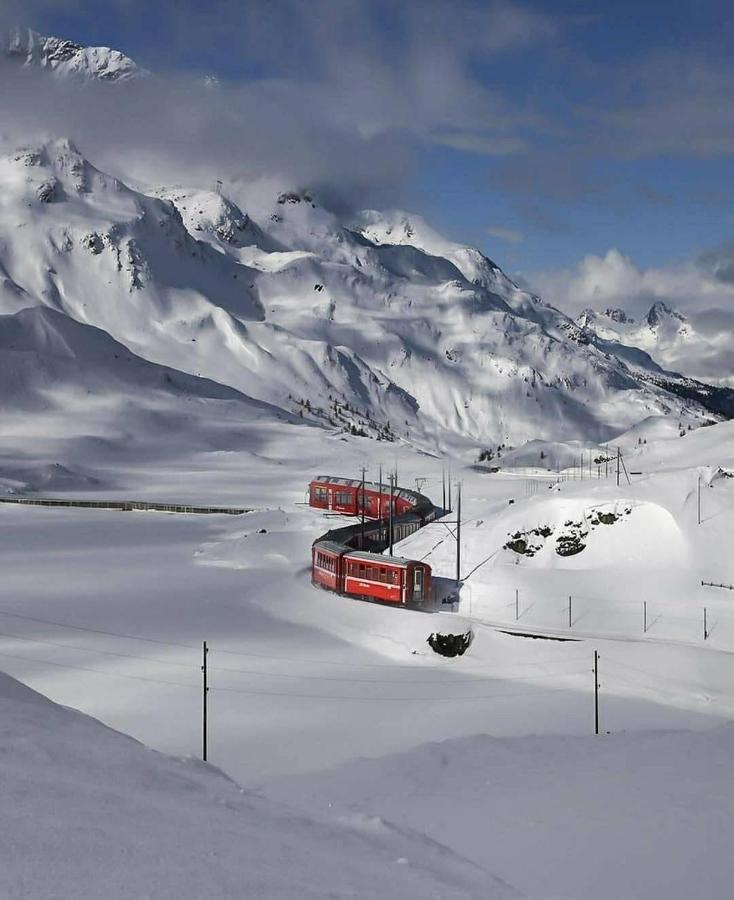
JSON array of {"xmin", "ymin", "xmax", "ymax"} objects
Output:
[{"xmin": 423, "ymin": 576, "xmax": 462, "ymax": 614}]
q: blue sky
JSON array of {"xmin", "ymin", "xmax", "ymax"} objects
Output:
[{"xmin": 14, "ymin": 0, "xmax": 734, "ymax": 305}]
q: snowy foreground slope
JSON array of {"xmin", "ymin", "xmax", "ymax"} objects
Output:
[
  {"xmin": 268, "ymin": 725, "xmax": 734, "ymax": 900},
  {"xmin": 0, "ymin": 669, "xmax": 516, "ymax": 899}
]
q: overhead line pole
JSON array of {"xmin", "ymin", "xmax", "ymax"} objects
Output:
[
  {"xmin": 389, "ymin": 473, "xmax": 394, "ymax": 556},
  {"xmin": 456, "ymin": 481, "xmax": 462, "ymax": 586},
  {"xmin": 378, "ymin": 464, "xmax": 383, "ymax": 545},
  {"xmin": 594, "ymin": 650, "xmax": 600, "ymax": 736},
  {"xmin": 360, "ymin": 466, "xmax": 366, "ymax": 548},
  {"xmin": 202, "ymin": 640, "xmax": 209, "ymax": 762}
]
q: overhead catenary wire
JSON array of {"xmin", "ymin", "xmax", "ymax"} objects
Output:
[
  {"xmin": 0, "ymin": 606, "xmax": 590, "ymax": 674},
  {"xmin": 0, "ymin": 627, "xmax": 587, "ymax": 685},
  {"xmin": 0, "ymin": 647, "xmax": 586, "ymax": 703}
]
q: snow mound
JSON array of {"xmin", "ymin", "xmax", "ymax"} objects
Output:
[
  {"xmin": 500, "ymin": 497, "xmax": 688, "ymax": 570},
  {"xmin": 0, "ymin": 668, "xmax": 518, "ymax": 898}
]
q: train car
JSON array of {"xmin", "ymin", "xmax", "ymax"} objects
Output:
[
  {"xmin": 309, "ymin": 474, "xmax": 435, "ymax": 606},
  {"xmin": 311, "ymin": 540, "xmax": 348, "ymax": 592},
  {"xmin": 342, "ymin": 550, "xmax": 431, "ymax": 605},
  {"xmin": 308, "ymin": 476, "xmax": 427, "ymax": 520},
  {"xmin": 309, "ymin": 478, "xmax": 360, "ymax": 515}
]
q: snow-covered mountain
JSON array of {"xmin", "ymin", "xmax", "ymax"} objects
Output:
[
  {"xmin": 1, "ymin": 29, "xmax": 732, "ymax": 458},
  {"xmin": 1, "ymin": 26, "xmax": 143, "ymax": 80},
  {"xmin": 577, "ymin": 303, "xmax": 733, "ymax": 389}
]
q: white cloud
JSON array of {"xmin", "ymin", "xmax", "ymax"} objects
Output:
[
  {"xmin": 528, "ymin": 248, "xmax": 734, "ymax": 319},
  {"xmin": 0, "ymin": 1, "xmax": 562, "ymax": 209},
  {"xmin": 434, "ymin": 132, "xmax": 528, "ymax": 156},
  {"xmin": 487, "ymin": 226, "xmax": 525, "ymax": 243}
]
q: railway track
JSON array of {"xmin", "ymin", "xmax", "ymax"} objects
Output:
[{"xmin": 0, "ymin": 497, "xmax": 250, "ymax": 515}]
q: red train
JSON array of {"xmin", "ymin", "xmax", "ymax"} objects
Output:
[{"xmin": 309, "ymin": 475, "xmax": 434, "ymax": 606}]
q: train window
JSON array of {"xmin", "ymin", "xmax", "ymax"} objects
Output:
[
  {"xmin": 336, "ymin": 492, "xmax": 352, "ymax": 505},
  {"xmin": 414, "ymin": 568, "xmax": 423, "ymax": 600},
  {"xmin": 313, "ymin": 487, "xmax": 327, "ymax": 501}
]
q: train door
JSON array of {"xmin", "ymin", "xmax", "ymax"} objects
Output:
[
  {"xmin": 413, "ymin": 566, "xmax": 424, "ymax": 603},
  {"xmin": 327, "ymin": 488, "xmax": 333, "ymax": 511}
]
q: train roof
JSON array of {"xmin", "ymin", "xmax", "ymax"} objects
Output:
[
  {"xmin": 313, "ymin": 540, "xmax": 349, "ymax": 556},
  {"xmin": 343, "ymin": 549, "xmax": 417, "ymax": 567},
  {"xmin": 311, "ymin": 475, "xmax": 421, "ymax": 504}
]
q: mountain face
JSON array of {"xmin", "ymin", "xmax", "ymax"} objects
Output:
[
  {"xmin": 0, "ymin": 29, "xmax": 731, "ymax": 456},
  {"xmin": 1, "ymin": 27, "xmax": 143, "ymax": 80}
]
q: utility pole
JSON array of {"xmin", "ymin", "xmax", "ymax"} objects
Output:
[
  {"xmin": 704, "ymin": 607, "xmax": 708, "ymax": 641},
  {"xmin": 594, "ymin": 650, "xmax": 600, "ymax": 736},
  {"xmin": 447, "ymin": 467, "xmax": 452, "ymax": 513},
  {"xmin": 388, "ymin": 473, "xmax": 394, "ymax": 556},
  {"xmin": 378, "ymin": 464, "xmax": 383, "ymax": 545},
  {"xmin": 202, "ymin": 641, "xmax": 209, "ymax": 762},
  {"xmin": 456, "ymin": 481, "xmax": 462, "ymax": 586},
  {"xmin": 360, "ymin": 466, "xmax": 367, "ymax": 548},
  {"xmin": 616, "ymin": 447, "xmax": 621, "ymax": 488},
  {"xmin": 442, "ymin": 467, "xmax": 446, "ymax": 513}
]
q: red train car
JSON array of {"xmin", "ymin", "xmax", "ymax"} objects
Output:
[
  {"xmin": 342, "ymin": 551, "xmax": 430, "ymax": 604},
  {"xmin": 309, "ymin": 476, "xmax": 417, "ymax": 518},
  {"xmin": 311, "ymin": 541, "xmax": 347, "ymax": 592},
  {"xmin": 309, "ymin": 474, "xmax": 434, "ymax": 606}
]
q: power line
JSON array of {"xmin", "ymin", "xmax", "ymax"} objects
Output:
[
  {"xmin": 0, "ymin": 608, "xmax": 194, "ymax": 651},
  {"xmin": 0, "ymin": 626, "xmax": 585, "ymax": 685},
  {"xmin": 0, "ymin": 609, "xmax": 592, "ymax": 683},
  {"xmin": 0, "ymin": 629, "xmax": 195, "ymax": 669},
  {"xmin": 0, "ymin": 647, "xmax": 586, "ymax": 703},
  {"xmin": 0, "ymin": 649, "xmax": 198, "ymax": 689}
]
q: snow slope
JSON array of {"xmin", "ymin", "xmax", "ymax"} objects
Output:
[
  {"xmin": 0, "ymin": 669, "xmax": 516, "ymax": 899},
  {"xmin": 267, "ymin": 725, "xmax": 734, "ymax": 900}
]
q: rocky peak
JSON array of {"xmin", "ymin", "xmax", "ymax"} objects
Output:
[
  {"xmin": 646, "ymin": 301, "xmax": 685, "ymax": 328},
  {"xmin": 604, "ymin": 307, "xmax": 634, "ymax": 324}
]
